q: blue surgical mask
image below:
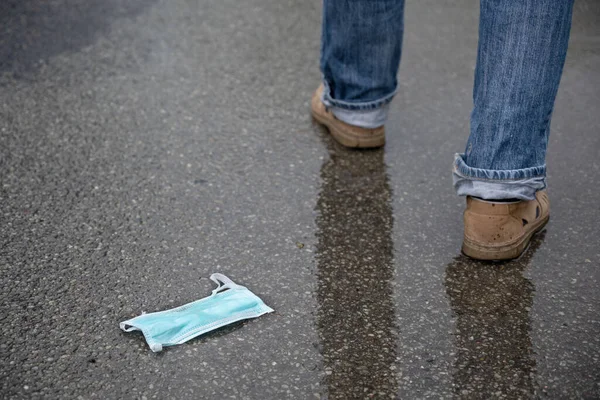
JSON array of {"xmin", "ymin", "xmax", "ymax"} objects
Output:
[{"xmin": 120, "ymin": 273, "xmax": 274, "ymax": 352}]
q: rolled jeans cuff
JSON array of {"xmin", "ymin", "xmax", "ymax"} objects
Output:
[
  {"xmin": 320, "ymin": 83, "xmax": 390, "ymax": 128},
  {"xmin": 452, "ymin": 153, "xmax": 546, "ymax": 201},
  {"xmin": 321, "ymin": 79, "xmax": 396, "ymax": 111}
]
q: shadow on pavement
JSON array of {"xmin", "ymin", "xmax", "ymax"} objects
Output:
[
  {"xmin": 314, "ymin": 127, "xmax": 399, "ymax": 399},
  {"xmin": 445, "ymin": 232, "xmax": 546, "ymax": 399}
]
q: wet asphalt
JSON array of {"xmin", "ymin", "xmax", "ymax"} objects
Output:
[{"xmin": 1, "ymin": 0, "xmax": 599, "ymax": 399}]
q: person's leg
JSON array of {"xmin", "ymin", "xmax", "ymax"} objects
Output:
[
  {"xmin": 455, "ymin": 0, "xmax": 574, "ymax": 260},
  {"xmin": 312, "ymin": 0, "xmax": 405, "ymax": 148},
  {"xmin": 454, "ymin": 0, "xmax": 574, "ymax": 201}
]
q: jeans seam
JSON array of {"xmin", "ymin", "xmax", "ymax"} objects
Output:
[{"xmin": 454, "ymin": 171, "xmax": 546, "ymax": 183}]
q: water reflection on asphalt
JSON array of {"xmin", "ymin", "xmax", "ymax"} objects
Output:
[
  {"xmin": 314, "ymin": 134, "xmax": 398, "ymax": 399},
  {"xmin": 446, "ymin": 233, "xmax": 546, "ymax": 399},
  {"xmin": 312, "ymin": 127, "xmax": 550, "ymax": 398}
]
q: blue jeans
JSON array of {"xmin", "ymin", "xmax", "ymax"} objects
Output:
[{"xmin": 320, "ymin": 0, "xmax": 574, "ymax": 200}]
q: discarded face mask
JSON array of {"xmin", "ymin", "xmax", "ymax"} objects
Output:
[{"xmin": 120, "ymin": 273, "xmax": 274, "ymax": 352}]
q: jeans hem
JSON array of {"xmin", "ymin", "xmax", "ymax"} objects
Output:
[
  {"xmin": 453, "ymin": 153, "xmax": 546, "ymax": 181},
  {"xmin": 322, "ymin": 79, "xmax": 396, "ymax": 111}
]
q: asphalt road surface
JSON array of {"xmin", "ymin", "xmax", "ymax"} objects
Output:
[{"xmin": 1, "ymin": 0, "xmax": 599, "ymax": 398}]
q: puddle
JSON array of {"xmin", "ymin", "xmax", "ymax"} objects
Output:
[{"xmin": 314, "ymin": 133, "xmax": 399, "ymax": 399}]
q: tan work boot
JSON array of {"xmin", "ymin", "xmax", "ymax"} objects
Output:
[
  {"xmin": 462, "ymin": 190, "xmax": 550, "ymax": 261},
  {"xmin": 311, "ymin": 84, "xmax": 385, "ymax": 148}
]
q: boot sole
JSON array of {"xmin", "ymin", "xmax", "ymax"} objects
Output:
[
  {"xmin": 311, "ymin": 109, "xmax": 385, "ymax": 148},
  {"xmin": 462, "ymin": 215, "xmax": 550, "ymax": 261}
]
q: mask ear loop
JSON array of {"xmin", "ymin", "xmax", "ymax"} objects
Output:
[{"xmin": 210, "ymin": 273, "xmax": 246, "ymax": 294}]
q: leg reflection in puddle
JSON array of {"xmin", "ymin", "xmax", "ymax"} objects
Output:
[
  {"xmin": 446, "ymin": 232, "xmax": 546, "ymax": 399},
  {"xmin": 314, "ymin": 136, "xmax": 398, "ymax": 399}
]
